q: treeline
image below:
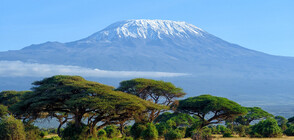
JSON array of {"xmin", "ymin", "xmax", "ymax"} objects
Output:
[{"xmin": 0, "ymin": 75, "xmax": 294, "ymax": 140}]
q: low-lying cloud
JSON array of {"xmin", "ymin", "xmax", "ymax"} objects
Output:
[{"xmin": 0, "ymin": 61, "xmax": 188, "ymax": 78}]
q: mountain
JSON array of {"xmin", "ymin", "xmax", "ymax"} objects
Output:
[{"xmin": 1, "ymin": 19, "xmax": 294, "ymax": 116}]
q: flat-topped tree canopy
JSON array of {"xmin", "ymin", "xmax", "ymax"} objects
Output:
[
  {"xmin": 0, "ymin": 90, "xmax": 30, "ymax": 108},
  {"xmin": 177, "ymin": 94, "xmax": 247, "ymax": 128},
  {"xmin": 235, "ymin": 107, "xmax": 273, "ymax": 126},
  {"xmin": 11, "ymin": 75, "xmax": 164, "ymax": 135},
  {"xmin": 116, "ymin": 78, "xmax": 185, "ymax": 122}
]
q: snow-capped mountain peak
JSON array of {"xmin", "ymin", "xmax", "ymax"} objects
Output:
[{"xmin": 83, "ymin": 19, "xmax": 207, "ymax": 42}]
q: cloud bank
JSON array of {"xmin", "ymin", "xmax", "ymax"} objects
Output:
[{"xmin": 0, "ymin": 61, "xmax": 188, "ymax": 78}]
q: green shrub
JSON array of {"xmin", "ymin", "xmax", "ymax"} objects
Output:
[
  {"xmin": 97, "ymin": 129, "xmax": 107, "ymax": 138},
  {"xmin": 130, "ymin": 123, "xmax": 147, "ymax": 139},
  {"xmin": 0, "ymin": 116, "xmax": 26, "ymax": 140},
  {"xmin": 123, "ymin": 136, "xmax": 134, "ymax": 140},
  {"xmin": 249, "ymin": 118, "xmax": 282, "ymax": 138},
  {"xmin": 25, "ymin": 124, "xmax": 41, "ymax": 140},
  {"xmin": 124, "ymin": 125, "xmax": 132, "ymax": 137},
  {"xmin": 43, "ymin": 136, "xmax": 62, "ymax": 140},
  {"xmin": 222, "ymin": 129, "xmax": 233, "ymax": 137},
  {"xmin": 234, "ymin": 125, "xmax": 248, "ymax": 137},
  {"xmin": 190, "ymin": 128, "xmax": 212, "ymax": 140},
  {"xmin": 62, "ymin": 122, "xmax": 90, "ymax": 140},
  {"xmin": 104, "ymin": 125, "xmax": 120, "ymax": 138},
  {"xmin": 141, "ymin": 123, "xmax": 158, "ymax": 140},
  {"xmin": 164, "ymin": 129, "xmax": 185, "ymax": 140},
  {"xmin": 40, "ymin": 130, "xmax": 48, "ymax": 137},
  {"xmin": 111, "ymin": 137, "xmax": 133, "ymax": 140},
  {"xmin": 221, "ymin": 126, "xmax": 233, "ymax": 137},
  {"xmin": 156, "ymin": 122, "xmax": 168, "ymax": 137},
  {"xmin": 0, "ymin": 104, "xmax": 8, "ymax": 117},
  {"xmin": 285, "ymin": 125, "xmax": 294, "ymax": 136},
  {"xmin": 185, "ymin": 123, "xmax": 201, "ymax": 137},
  {"xmin": 216, "ymin": 125, "xmax": 227, "ymax": 134}
]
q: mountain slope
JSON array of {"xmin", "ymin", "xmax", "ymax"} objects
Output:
[
  {"xmin": 1, "ymin": 19, "xmax": 294, "ymax": 78},
  {"xmin": 1, "ymin": 19, "xmax": 294, "ymax": 115}
]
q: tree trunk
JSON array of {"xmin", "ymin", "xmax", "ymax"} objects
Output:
[{"xmin": 119, "ymin": 122, "xmax": 125, "ymax": 136}]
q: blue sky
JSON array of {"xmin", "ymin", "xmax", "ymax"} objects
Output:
[{"xmin": 1, "ymin": 0, "xmax": 294, "ymax": 56}]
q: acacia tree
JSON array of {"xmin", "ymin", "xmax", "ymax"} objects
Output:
[
  {"xmin": 12, "ymin": 75, "xmax": 163, "ymax": 136},
  {"xmin": 234, "ymin": 107, "xmax": 273, "ymax": 126},
  {"xmin": 177, "ymin": 94, "xmax": 247, "ymax": 129},
  {"xmin": 117, "ymin": 78, "xmax": 186, "ymax": 122}
]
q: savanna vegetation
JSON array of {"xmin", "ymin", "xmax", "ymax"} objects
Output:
[{"xmin": 1, "ymin": 75, "xmax": 294, "ymax": 140}]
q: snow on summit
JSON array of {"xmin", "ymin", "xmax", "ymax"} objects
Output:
[{"xmin": 85, "ymin": 19, "xmax": 207, "ymax": 41}]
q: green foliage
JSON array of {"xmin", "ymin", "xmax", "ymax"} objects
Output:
[
  {"xmin": 249, "ymin": 118, "xmax": 282, "ymax": 138},
  {"xmin": 234, "ymin": 125, "xmax": 249, "ymax": 137},
  {"xmin": 222, "ymin": 129, "xmax": 233, "ymax": 137},
  {"xmin": 130, "ymin": 123, "xmax": 147, "ymax": 139},
  {"xmin": 156, "ymin": 123, "xmax": 168, "ymax": 137},
  {"xmin": 43, "ymin": 136, "xmax": 62, "ymax": 140},
  {"xmin": 141, "ymin": 123, "xmax": 158, "ymax": 140},
  {"xmin": 0, "ymin": 115, "xmax": 26, "ymax": 140},
  {"xmin": 285, "ymin": 125, "xmax": 294, "ymax": 136},
  {"xmin": 0, "ymin": 90, "xmax": 28, "ymax": 108},
  {"xmin": 123, "ymin": 125, "xmax": 132, "ymax": 137},
  {"xmin": 0, "ymin": 104, "xmax": 8, "ymax": 117},
  {"xmin": 155, "ymin": 112, "xmax": 199, "ymax": 127},
  {"xmin": 190, "ymin": 127, "xmax": 212, "ymax": 139},
  {"xmin": 164, "ymin": 129, "xmax": 185, "ymax": 140},
  {"xmin": 12, "ymin": 75, "xmax": 163, "ymax": 136},
  {"xmin": 111, "ymin": 137, "xmax": 133, "ymax": 140},
  {"xmin": 288, "ymin": 116, "xmax": 294, "ymax": 124},
  {"xmin": 185, "ymin": 123, "xmax": 201, "ymax": 137},
  {"xmin": 117, "ymin": 78, "xmax": 185, "ymax": 122},
  {"xmin": 97, "ymin": 129, "xmax": 107, "ymax": 138},
  {"xmin": 104, "ymin": 125, "xmax": 120, "ymax": 138},
  {"xmin": 235, "ymin": 107, "xmax": 273, "ymax": 126},
  {"xmin": 24, "ymin": 124, "xmax": 41, "ymax": 140},
  {"xmin": 177, "ymin": 94, "xmax": 247, "ymax": 128},
  {"xmin": 40, "ymin": 130, "xmax": 48, "ymax": 138},
  {"xmin": 62, "ymin": 122, "xmax": 90, "ymax": 140},
  {"xmin": 122, "ymin": 137, "xmax": 133, "ymax": 140},
  {"xmin": 275, "ymin": 115, "xmax": 288, "ymax": 131}
]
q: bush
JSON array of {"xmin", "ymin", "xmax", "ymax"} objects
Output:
[
  {"xmin": 185, "ymin": 123, "xmax": 200, "ymax": 137},
  {"xmin": 104, "ymin": 125, "xmax": 120, "ymax": 138},
  {"xmin": 234, "ymin": 125, "xmax": 248, "ymax": 137},
  {"xmin": 165, "ymin": 129, "xmax": 185, "ymax": 140},
  {"xmin": 124, "ymin": 125, "xmax": 132, "ymax": 137},
  {"xmin": 221, "ymin": 127, "xmax": 233, "ymax": 137},
  {"xmin": 97, "ymin": 129, "xmax": 107, "ymax": 138},
  {"xmin": 25, "ymin": 124, "xmax": 41, "ymax": 140},
  {"xmin": 0, "ymin": 104, "xmax": 8, "ymax": 117},
  {"xmin": 43, "ymin": 136, "xmax": 62, "ymax": 140},
  {"xmin": 249, "ymin": 118, "xmax": 283, "ymax": 138},
  {"xmin": 62, "ymin": 122, "xmax": 90, "ymax": 140},
  {"xmin": 141, "ymin": 123, "xmax": 158, "ymax": 140},
  {"xmin": 156, "ymin": 122, "xmax": 168, "ymax": 137},
  {"xmin": 0, "ymin": 116, "xmax": 26, "ymax": 140},
  {"xmin": 216, "ymin": 125, "xmax": 227, "ymax": 134},
  {"xmin": 130, "ymin": 123, "xmax": 147, "ymax": 139},
  {"xmin": 123, "ymin": 136, "xmax": 134, "ymax": 140},
  {"xmin": 111, "ymin": 137, "xmax": 133, "ymax": 140},
  {"xmin": 222, "ymin": 129, "xmax": 233, "ymax": 137},
  {"xmin": 285, "ymin": 125, "xmax": 294, "ymax": 136},
  {"xmin": 191, "ymin": 128, "xmax": 212, "ymax": 140}
]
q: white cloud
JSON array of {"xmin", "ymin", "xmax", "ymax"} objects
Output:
[{"xmin": 0, "ymin": 61, "xmax": 189, "ymax": 78}]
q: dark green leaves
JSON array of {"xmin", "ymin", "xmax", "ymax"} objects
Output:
[{"xmin": 177, "ymin": 94, "xmax": 247, "ymax": 128}]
